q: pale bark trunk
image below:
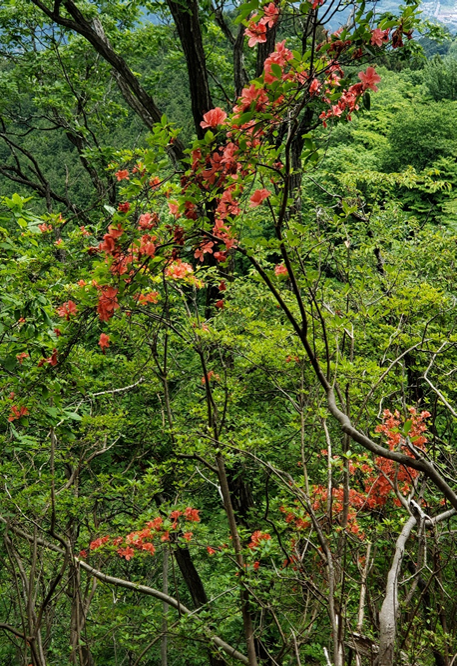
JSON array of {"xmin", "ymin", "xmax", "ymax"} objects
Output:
[{"xmin": 378, "ymin": 516, "xmax": 416, "ymax": 666}]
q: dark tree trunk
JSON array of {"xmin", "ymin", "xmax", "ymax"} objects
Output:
[
  {"xmin": 234, "ymin": 25, "xmax": 249, "ymax": 96},
  {"xmin": 174, "ymin": 547, "xmax": 225, "ymax": 666},
  {"xmin": 174, "ymin": 546, "xmax": 209, "ymax": 609},
  {"xmin": 255, "ymin": 26, "xmax": 277, "ymax": 78},
  {"xmin": 30, "ymin": 0, "xmax": 185, "ymax": 162},
  {"xmin": 166, "ymin": 0, "xmax": 213, "ymax": 138}
]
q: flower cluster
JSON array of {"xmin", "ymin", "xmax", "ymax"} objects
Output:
[
  {"xmin": 83, "ymin": 507, "xmax": 201, "ymax": 561},
  {"xmin": 56, "ymin": 300, "xmax": 77, "ymax": 320},
  {"xmin": 245, "ymin": 3, "xmax": 280, "ymax": 48},
  {"xmin": 37, "ymin": 349, "xmax": 58, "ymax": 367},
  {"xmin": 97, "ymin": 286, "xmax": 119, "ymax": 322},
  {"xmin": 319, "ymin": 67, "xmax": 381, "ymax": 127},
  {"xmin": 8, "ymin": 405, "xmax": 29, "ymax": 422},
  {"xmin": 281, "ymin": 409, "xmax": 430, "ymax": 540},
  {"xmin": 67, "ymin": 13, "xmax": 408, "ymax": 341},
  {"xmin": 248, "ymin": 530, "xmax": 271, "ymax": 549}
]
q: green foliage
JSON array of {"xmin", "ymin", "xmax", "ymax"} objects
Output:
[
  {"xmin": 424, "ymin": 52, "xmax": 457, "ymax": 100},
  {"xmin": 2, "ymin": 1, "xmax": 457, "ymax": 665}
]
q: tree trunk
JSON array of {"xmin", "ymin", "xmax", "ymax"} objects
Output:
[
  {"xmin": 166, "ymin": 0, "xmax": 213, "ymax": 138},
  {"xmin": 174, "ymin": 547, "xmax": 226, "ymax": 666},
  {"xmin": 378, "ymin": 516, "xmax": 416, "ymax": 666},
  {"xmin": 161, "ymin": 548, "xmax": 168, "ymax": 666}
]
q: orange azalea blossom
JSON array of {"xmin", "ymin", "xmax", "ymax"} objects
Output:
[
  {"xmin": 371, "ymin": 28, "xmax": 390, "ymax": 46},
  {"xmin": 168, "ymin": 201, "xmax": 179, "ymax": 217},
  {"xmin": 138, "ymin": 235, "xmax": 156, "ymax": 257},
  {"xmin": 138, "ymin": 212, "xmax": 159, "ymax": 230},
  {"xmin": 201, "ymin": 370, "xmax": 220, "ymax": 384},
  {"xmin": 165, "ymin": 259, "xmax": 194, "ymax": 280},
  {"xmin": 249, "ymin": 188, "xmax": 271, "ymax": 207},
  {"xmin": 184, "ymin": 507, "xmax": 200, "ymax": 522},
  {"xmin": 98, "ymin": 333, "xmax": 110, "ymax": 352},
  {"xmin": 261, "ymin": 3, "xmax": 280, "ymax": 28},
  {"xmin": 38, "ymin": 349, "xmax": 58, "ymax": 367},
  {"xmin": 274, "ymin": 264, "xmax": 288, "ymax": 276},
  {"xmin": 8, "ymin": 405, "xmax": 29, "ymax": 422},
  {"xmin": 90, "ymin": 536, "xmax": 110, "ymax": 550},
  {"xmin": 97, "ymin": 287, "xmax": 119, "ymax": 322},
  {"xmin": 147, "ymin": 516, "xmax": 163, "ymax": 530},
  {"xmin": 358, "ymin": 66, "xmax": 381, "ymax": 92},
  {"xmin": 245, "ymin": 19, "xmax": 267, "ymax": 47},
  {"xmin": 200, "ymin": 107, "xmax": 228, "ymax": 129},
  {"xmin": 194, "ymin": 240, "xmax": 214, "ymax": 262},
  {"xmin": 117, "ymin": 547, "xmax": 135, "ymax": 560},
  {"xmin": 248, "ymin": 531, "xmax": 271, "ymax": 549},
  {"xmin": 126, "ymin": 528, "xmax": 152, "ymax": 546},
  {"xmin": 57, "ymin": 300, "xmax": 77, "ymax": 320},
  {"xmin": 136, "ymin": 292, "xmax": 159, "ymax": 305}
]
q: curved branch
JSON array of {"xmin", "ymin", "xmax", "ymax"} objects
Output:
[
  {"xmin": 237, "ymin": 247, "xmax": 457, "ymax": 512},
  {"xmin": 0, "ymin": 622, "xmax": 26, "ymax": 639},
  {"xmin": 0, "ymin": 519, "xmax": 249, "ymax": 665},
  {"xmin": 29, "ymin": 0, "xmax": 184, "ymax": 162}
]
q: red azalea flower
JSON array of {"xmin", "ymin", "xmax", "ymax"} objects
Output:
[
  {"xmin": 8, "ymin": 405, "xmax": 29, "ymax": 422},
  {"xmin": 358, "ymin": 67, "xmax": 381, "ymax": 92},
  {"xmin": 200, "ymin": 107, "xmax": 227, "ymax": 129},
  {"xmin": 56, "ymin": 300, "xmax": 77, "ymax": 320},
  {"xmin": 249, "ymin": 188, "xmax": 271, "ymax": 207},
  {"xmin": 99, "ymin": 333, "xmax": 110, "ymax": 352}
]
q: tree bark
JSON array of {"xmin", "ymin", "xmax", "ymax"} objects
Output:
[
  {"xmin": 174, "ymin": 546, "xmax": 210, "ymax": 609},
  {"xmin": 378, "ymin": 516, "xmax": 416, "ymax": 666},
  {"xmin": 234, "ymin": 25, "xmax": 249, "ymax": 96},
  {"xmin": 255, "ymin": 26, "xmax": 277, "ymax": 78},
  {"xmin": 161, "ymin": 548, "xmax": 168, "ymax": 666},
  {"xmin": 216, "ymin": 453, "xmax": 259, "ymax": 666},
  {"xmin": 166, "ymin": 0, "xmax": 213, "ymax": 138},
  {"xmin": 29, "ymin": 0, "xmax": 185, "ymax": 162}
]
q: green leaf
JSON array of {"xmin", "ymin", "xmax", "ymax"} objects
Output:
[{"xmin": 63, "ymin": 411, "xmax": 82, "ymax": 421}]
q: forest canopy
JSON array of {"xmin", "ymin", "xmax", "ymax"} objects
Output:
[{"xmin": 1, "ymin": 1, "xmax": 457, "ymax": 665}]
